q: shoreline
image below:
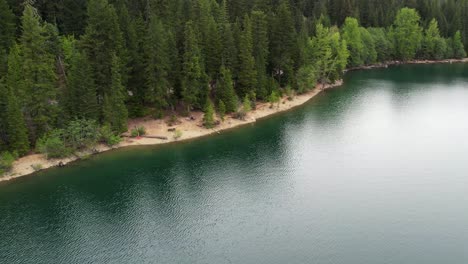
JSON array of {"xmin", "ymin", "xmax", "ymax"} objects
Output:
[
  {"xmin": 3, "ymin": 58, "xmax": 468, "ymax": 183},
  {"xmin": 345, "ymin": 58, "xmax": 468, "ymax": 72},
  {"xmin": 1, "ymin": 81, "xmax": 343, "ymax": 183}
]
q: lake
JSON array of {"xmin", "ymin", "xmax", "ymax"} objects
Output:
[{"xmin": 1, "ymin": 64, "xmax": 468, "ymax": 264}]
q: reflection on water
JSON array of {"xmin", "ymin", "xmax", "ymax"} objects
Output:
[{"xmin": 1, "ymin": 64, "xmax": 468, "ymax": 264}]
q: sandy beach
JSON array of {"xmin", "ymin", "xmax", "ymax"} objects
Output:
[{"xmin": 1, "ymin": 81, "xmax": 343, "ymax": 182}]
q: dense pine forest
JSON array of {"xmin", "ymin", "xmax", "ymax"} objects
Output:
[{"xmin": 1, "ymin": 0, "xmax": 468, "ymax": 173}]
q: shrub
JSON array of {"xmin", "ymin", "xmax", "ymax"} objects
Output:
[
  {"xmin": 236, "ymin": 95, "xmax": 252, "ymax": 120},
  {"xmin": 36, "ymin": 131, "xmax": 71, "ymax": 159},
  {"xmin": 268, "ymin": 91, "xmax": 281, "ymax": 108},
  {"xmin": 296, "ymin": 65, "xmax": 317, "ymax": 94},
  {"xmin": 0, "ymin": 152, "xmax": 16, "ymax": 175},
  {"xmin": 167, "ymin": 114, "xmax": 179, "ymax": 126},
  {"xmin": 130, "ymin": 126, "xmax": 146, "ymax": 138},
  {"xmin": 31, "ymin": 164, "xmax": 43, "ymax": 172},
  {"xmin": 285, "ymin": 86, "xmax": 294, "ymax": 101},
  {"xmin": 173, "ymin": 129, "xmax": 183, "ymax": 140},
  {"xmin": 63, "ymin": 119, "xmax": 100, "ymax": 150},
  {"xmin": 99, "ymin": 125, "xmax": 122, "ymax": 147}
]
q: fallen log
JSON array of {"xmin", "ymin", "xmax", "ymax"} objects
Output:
[{"xmin": 141, "ymin": 135, "xmax": 169, "ymax": 140}]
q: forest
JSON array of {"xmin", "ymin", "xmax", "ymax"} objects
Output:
[{"xmin": 0, "ymin": 0, "xmax": 467, "ymax": 173}]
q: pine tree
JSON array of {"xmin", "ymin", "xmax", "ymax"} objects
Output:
[
  {"xmin": 220, "ymin": 22, "xmax": 237, "ymax": 72},
  {"xmin": 4, "ymin": 85, "xmax": 30, "ymax": 156},
  {"xmin": 103, "ymin": 54, "xmax": 128, "ymax": 133},
  {"xmin": 181, "ymin": 21, "xmax": 208, "ymax": 110},
  {"xmin": 145, "ymin": 16, "xmax": 170, "ymax": 110},
  {"xmin": 20, "ymin": 4, "xmax": 58, "ymax": 142},
  {"xmin": 237, "ymin": 15, "xmax": 257, "ymax": 98},
  {"xmin": 217, "ymin": 65, "xmax": 238, "ymax": 113},
  {"xmin": 218, "ymin": 100, "xmax": 226, "ymax": 121},
  {"xmin": 203, "ymin": 99, "xmax": 215, "ymax": 128},
  {"xmin": 0, "ymin": 0, "xmax": 15, "ymax": 74},
  {"xmin": 66, "ymin": 51, "xmax": 99, "ymax": 121},
  {"xmin": 251, "ymin": 10, "xmax": 269, "ymax": 100},
  {"xmin": 421, "ymin": 19, "xmax": 446, "ymax": 59},
  {"xmin": 452, "ymin": 31, "xmax": 466, "ymax": 58},
  {"xmin": 269, "ymin": 0, "xmax": 297, "ymax": 86},
  {"xmin": 81, "ymin": 0, "xmax": 126, "ymax": 118}
]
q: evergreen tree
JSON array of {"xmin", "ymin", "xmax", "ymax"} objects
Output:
[
  {"xmin": 181, "ymin": 21, "xmax": 208, "ymax": 110},
  {"xmin": 452, "ymin": 31, "xmax": 466, "ymax": 58},
  {"xmin": 66, "ymin": 51, "xmax": 99, "ymax": 121},
  {"xmin": 0, "ymin": 0, "xmax": 15, "ymax": 74},
  {"xmin": 20, "ymin": 4, "xmax": 58, "ymax": 142},
  {"xmin": 103, "ymin": 54, "xmax": 128, "ymax": 133},
  {"xmin": 145, "ymin": 16, "xmax": 170, "ymax": 110},
  {"xmin": 216, "ymin": 65, "xmax": 238, "ymax": 113},
  {"xmin": 270, "ymin": 0, "xmax": 297, "ymax": 85},
  {"xmin": 4, "ymin": 85, "xmax": 30, "ymax": 156},
  {"xmin": 220, "ymin": 22, "xmax": 237, "ymax": 72},
  {"xmin": 203, "ymin": 99, "xmax": 215, "ymax": 128},
  {"xmin": 218, "ymin": 100, "xmax": 226, "ymax": 121},
  {"xmin": 421, "ymin": 19, "xmax": 446, "ymax": 59},
  {"xmin": 237, "ymin": 15, "xmax": 257, "ymax": 98},
  {"xmin": 81, "ymin": 0, "xmax": 125, "ymax": 118},
  {"xmin": 251, "ymin": 10, "xmax": 269, "ymax": 100}
]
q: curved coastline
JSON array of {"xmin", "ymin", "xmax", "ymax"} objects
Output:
[{"xmin": 2, "ymin": 58, "xmax": 468, "ymax": 183}]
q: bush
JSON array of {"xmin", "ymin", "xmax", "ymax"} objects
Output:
[
  {"xmin": 36, "ymin": 131, "xmax": 71, "ymax": 159},
  {"xmin": 296, "ymin": 65, "xmax": 317, "ymax": 94},
  {"xmin": 173, "ymin": 129, "xmax": 183, "ymax": 140},
  {"xmin": 31, "ymin": 164, "xmax": 43, "ymax": 172},
  {"xmin": 63, "ymin": 119, "xmax": 100, "ymax": 150},
  {"xmin": 99, "ymin": 125, "xmax": 122, "ymax": 147},
  {"xmin": 0, "ymin": 152, "xmax": 16, "ymax": 175},
  {"xmin": 130, "ymin": 126, "xmax": 146, "ymax": 138},
  {"xmin": 268, "ymin": 91, "xmax": 281, "ymax": 108},
  {"xmin": 236, "ymin": 95, "xmax": 252, "ymax": 120}
]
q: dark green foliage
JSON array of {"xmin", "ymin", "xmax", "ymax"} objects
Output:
[
  {"xmin": 218, "ymin": 100, "xmax": 226, "ymax": 121},
  {"xmin": 181, "ymin": 21, "xmax": 208, "ymax": 110},
  {"xmin": 216, "ymin": 66, "xmax": 238, "ymax": 113},
  {"xmin": 63, "ymin": 119, "xmax": 100, "ymax": 150},
  {"xmin": 0, "ymin": 151, "xmax": 15, "ymax": 175},
  {"xmin": 20, "ymin": 4, "xmax": 58, "ymax": 142},
  {"xmin": 0, "ymin": 0, "xmax": 15, "ymax": 74},
  {"xmin": 1, "ymin": 0, "xmax": 467, "ymax": 158},
  {"xmin": 80, "ymin": 0, "xmax": 125, "ymax": 117},
  {"xmin": 237, "ymin": 15, "xmax": 257, "ymax": 98},
  {"xmin": 36, "ymin": 130, "xmax": 71, "ymax": 159},
  {"xmin": 144, "ymin": 16, "xmax": 170, "ymax": 110},
  {"xmin": 99, "ymin": 125, "xmax": 122, "ymax": 146},
  {"xmin": 66, "ymin": 50, "xmax": 99, "ymax": 120},
  {"xmin": 103, "ymin": 54, "xmax": 128, "ymax": 133},
  {"xmin": 203, "ymin": 99, "xmax": 215, "ymax": 128}
]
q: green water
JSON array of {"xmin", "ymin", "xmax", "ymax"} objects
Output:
[{"xmin": 1, "ymin": 64, "xmax": 468, "ymax": 264}]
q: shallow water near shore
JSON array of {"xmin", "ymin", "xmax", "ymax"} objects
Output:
[{"xmin": 1, "ymin": 64, "xmax": 468, "ymax": 263}]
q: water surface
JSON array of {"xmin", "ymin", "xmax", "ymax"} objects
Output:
[{"xmin": 1, "ymin": 64, "xmax": 468, "ymax": 263}]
